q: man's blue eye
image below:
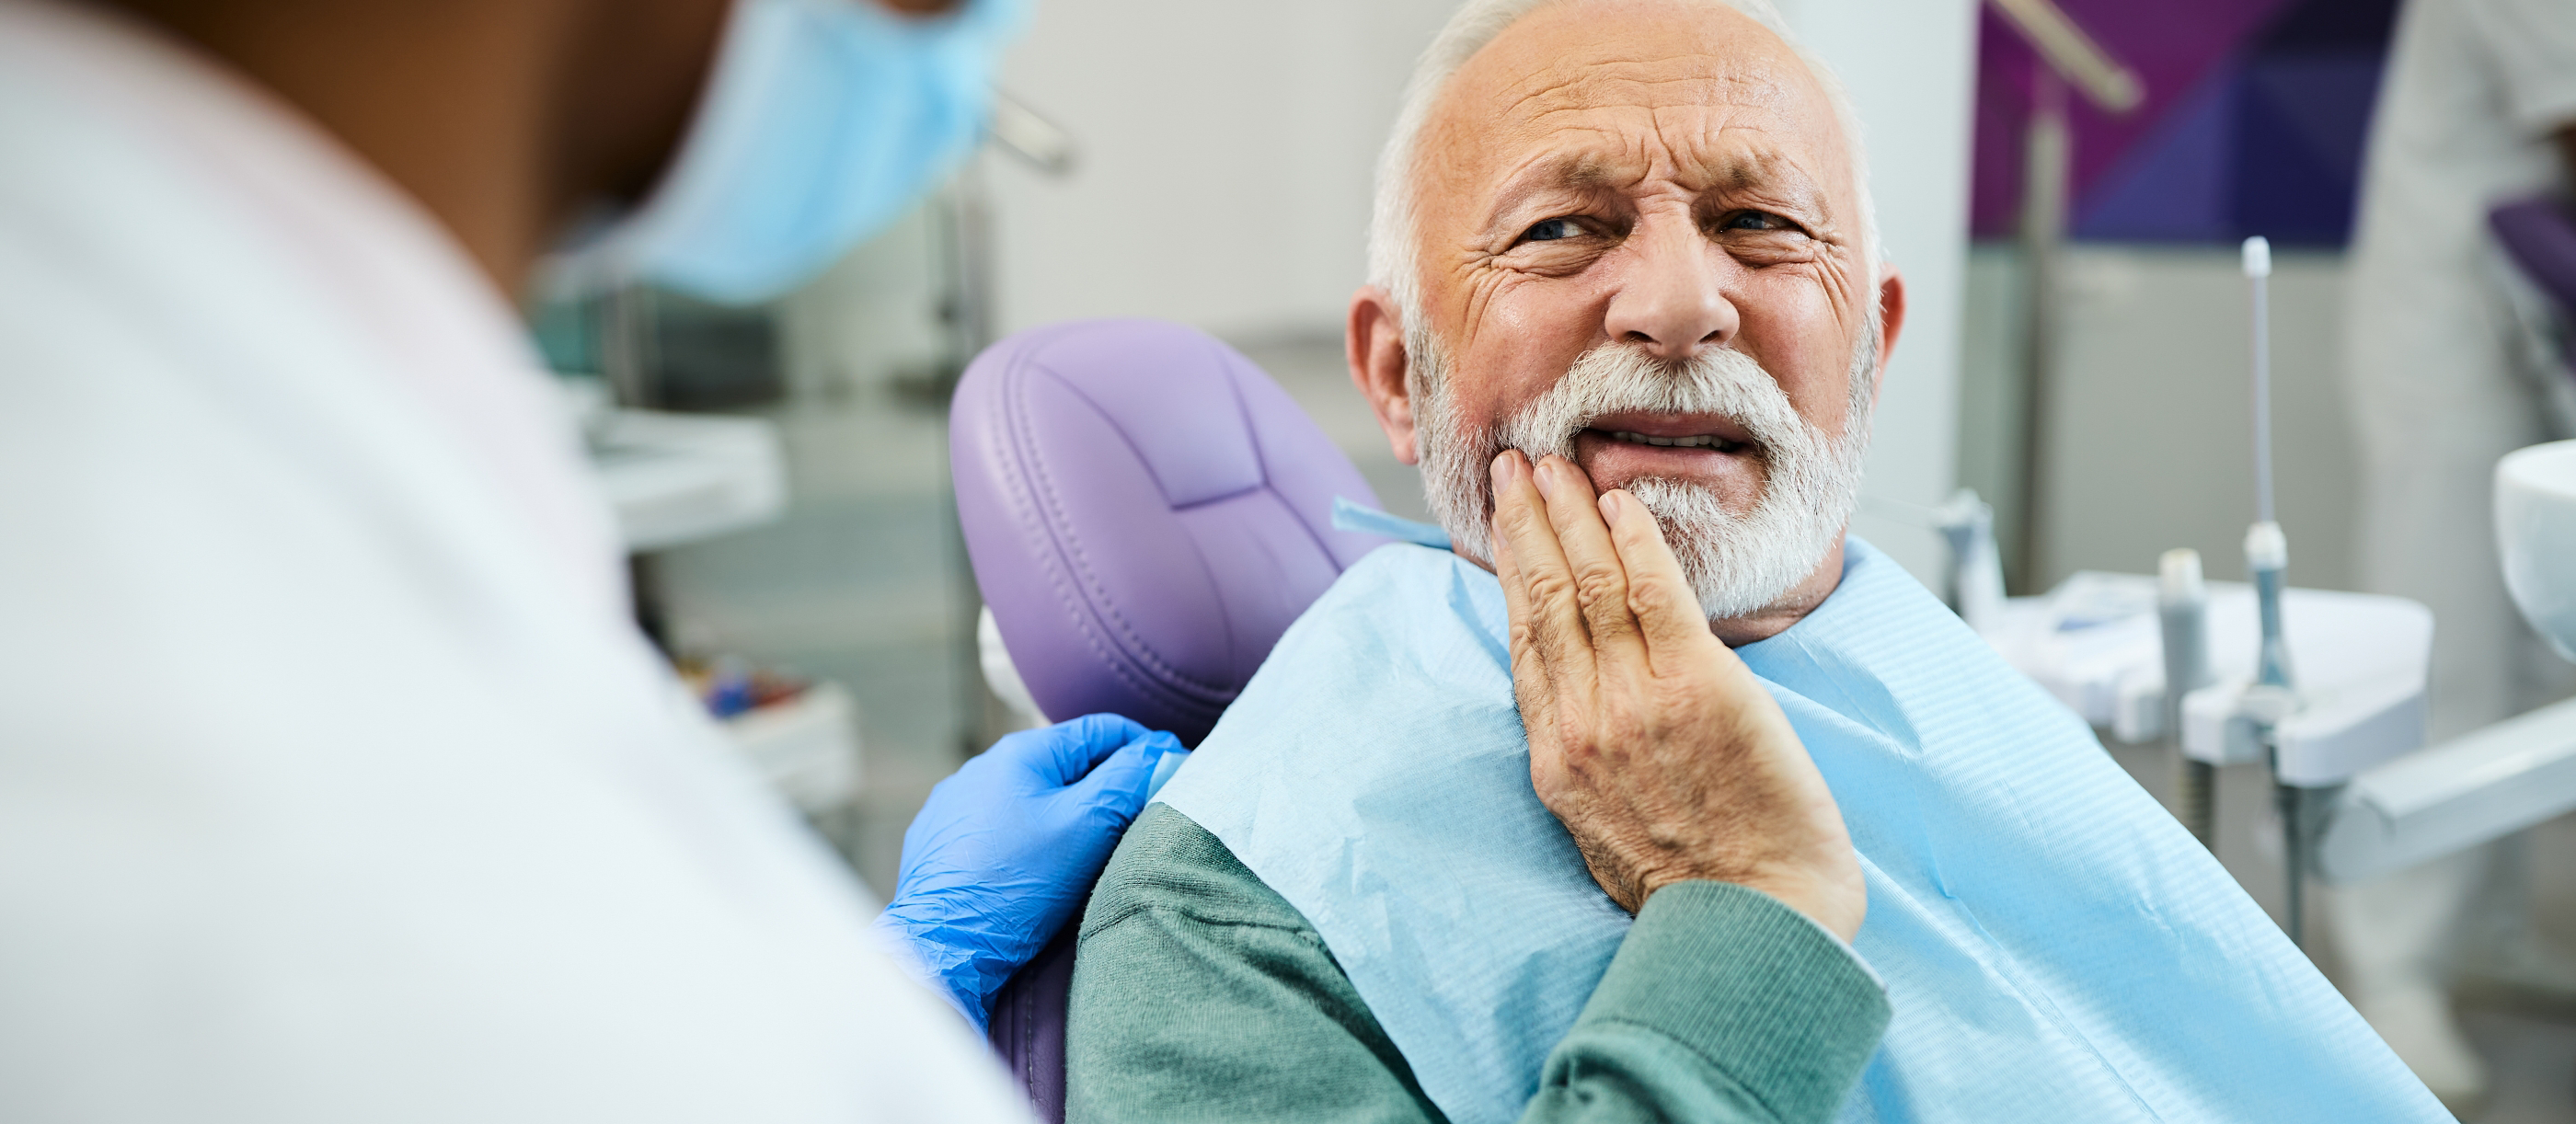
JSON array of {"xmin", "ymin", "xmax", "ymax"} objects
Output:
[
  {"xmin": 1725, "ymin": 212, "xmax": 1783, "ymax": 231},
  {"xmin": 1524, "ymin": 218, "xmax": 1578, "ymax": 243}
]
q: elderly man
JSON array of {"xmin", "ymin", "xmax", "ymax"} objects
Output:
[{"xmin": 1064, "ymin": 1, "xmax": 2450, "ymax": 1122}]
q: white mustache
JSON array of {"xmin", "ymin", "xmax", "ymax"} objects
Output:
[
  {"xmin": 1495, "ymin": 344, "xmax": 1816, "ymax": 469},
  {"xmin": 1413, "ymin": 335, "xmax": 1872, "ymax": 620}
]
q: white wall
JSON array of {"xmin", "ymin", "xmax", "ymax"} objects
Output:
[
  {"xmin": 2020, "ymin": 247, "xmax": 2363, "ymax": 592},
  {"xmin": 775, "ymin": 201, "xmax": 953, "ymax": 399},
  {"xmin": 988, "ymin": 0, "xmax": 1977, "ymax": 585},
  {"xmin": 986, "ymin": 0, "xmax": 1456, "ymax": 338}
]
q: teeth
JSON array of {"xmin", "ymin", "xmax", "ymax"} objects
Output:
[{"xmin": 1608, "ymin": 430, "xmax": 1726, "ymax": 449}]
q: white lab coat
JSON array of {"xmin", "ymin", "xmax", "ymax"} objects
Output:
[
  {"xmin": 2347, "ymin": 0, "xmax": 2576, "ymax": 738},
  {"xmin": 0, "ymin": 3, "xmax": 1030, "ymax": 1121},
  {"xmin": 2339, "ymin": 0, "xmax": 2576, "ymax": 1098}
]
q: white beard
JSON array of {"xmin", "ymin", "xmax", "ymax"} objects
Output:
[{"xmin": 1411, "ymin": 331, "xmax": 1876, "ymax": 621}]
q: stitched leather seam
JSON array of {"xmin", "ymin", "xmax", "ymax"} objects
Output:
[{"xmin": 995, "ymin": 331, "xmax": 1233, "ymax": 714}]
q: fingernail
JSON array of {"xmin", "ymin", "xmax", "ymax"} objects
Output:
[
  {"xmin": 1489, "ymin": 451, "xmax": 1516, "ymax": 489},
  {"xmin": 1533, "ymin": 458, "xmax": 1558, "ymax": 499},
  {"xmin": 1597, "ymin": 490, "xmax": 1619, "ymax": 521}
]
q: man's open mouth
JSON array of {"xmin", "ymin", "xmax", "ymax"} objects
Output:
[{"xmin": 1593, "ymin": 429, "xmax": 1751, "ymax": 454}]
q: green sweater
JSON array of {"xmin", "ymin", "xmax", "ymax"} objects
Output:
[{"xmin": 1067, "ymin": 805, "xmax": 1890, "ymax": 1123}]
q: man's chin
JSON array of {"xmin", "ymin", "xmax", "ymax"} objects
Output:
[{"xmin": 1612, "ymin": 476, "xmax": 1847, "ymax": 623}]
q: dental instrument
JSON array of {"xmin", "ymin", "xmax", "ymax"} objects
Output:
[
  {"xmin": 2242, "ymin": 235, "xmax": 2320, "ymax": 945},
  {"xmin": 2159, "ymin": 549, "xmax": 2214, "ymax": 848}
]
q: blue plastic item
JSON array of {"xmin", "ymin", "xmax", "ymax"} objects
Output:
[{"xmin": 567, "ymin": 0, "xmax": 1026, "ymax": 304}]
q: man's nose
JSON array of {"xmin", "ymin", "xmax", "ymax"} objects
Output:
[{"xmin": 1601, "ymin": 234, "xmax": 1739, "ymax": 363}]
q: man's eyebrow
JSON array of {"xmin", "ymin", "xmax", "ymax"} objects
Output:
[
  {"xmin": 1470, "ymin": 143, "xmax": 1845, "ymax": 245},
  {"xmin": 1478, "ymin": 153, "xmax": 1629, "ymax": 233},
  {"xmin": 1697, "ymin": 147, "xmax": 1829, "ymax": 215}
]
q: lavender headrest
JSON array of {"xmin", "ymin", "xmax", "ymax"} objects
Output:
[{"xmin": 950, "ymin": 319, "xmax": 1386, "ymax": 744}]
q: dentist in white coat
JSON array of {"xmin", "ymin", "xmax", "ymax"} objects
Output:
[
  {"xmin": 2341, "ymin": 0, "xmax": 2576, "ymax": 1106},
  {"xmin": 0, "ymin": 0, "xmax": 1158, "ymax": 1118}
]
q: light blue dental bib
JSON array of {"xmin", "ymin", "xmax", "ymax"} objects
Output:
[{"xmin": 1155, "ymin": 539, "xmax": 2441, "ymax": 1124}]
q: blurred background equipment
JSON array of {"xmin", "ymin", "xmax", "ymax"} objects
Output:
[
  {"xmin": 1981, "ymin": 0, "xmax": 2140, "ymax": 593},
  {"xmin": 546, "ymin": 324, "xmax": 867, "ymax": 832},
  {"xmin": 1956, "ymin": 0, "xmax": 2576, "ymax": 1114},
  {"xmin": 1961, "ymin": 0, "xmax": 2405, "ymax": 595},
  {"xmin": 2336, "ymin": 0, "xmax": 2576, "ymax": 1109}
]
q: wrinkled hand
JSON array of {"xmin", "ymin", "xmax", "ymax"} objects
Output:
[
  {"xmin": 876, "ymin": 714, "xmax": 1185, "ymax": 1029},
  {"xmin": 1489, "ymin": 452, "xmax": 1864, "ymax": 941}
]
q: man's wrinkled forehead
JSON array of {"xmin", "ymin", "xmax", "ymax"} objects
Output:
[{"xmin": 1418, "ymin": 0, "xmax": 1849, "ymax": 221}]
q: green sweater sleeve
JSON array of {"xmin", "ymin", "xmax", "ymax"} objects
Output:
[{"xmin": 1066, "ymin": 804, "xmax": 1890, "ymax": 1124}]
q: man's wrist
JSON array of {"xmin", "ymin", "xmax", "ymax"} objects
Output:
[
  {"xmin": 1577, "ymin": 881, "xmax": 1891, "ymax": 1121},
  {"xmin": 1639, "ymin": 868, "xmax": 1864, "ymax": 945}
]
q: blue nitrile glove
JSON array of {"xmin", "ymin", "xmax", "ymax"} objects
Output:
[{"xmin": 874, "ymin": 713, "xmax": 1187, "ymax": 1031}]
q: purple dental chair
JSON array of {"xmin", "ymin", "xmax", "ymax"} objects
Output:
[{"xmin": 949, "ymin": 318, "xmax": 1389, "ymax": 1121}]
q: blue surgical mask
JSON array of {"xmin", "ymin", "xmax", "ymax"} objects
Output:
[{"xmin": 557, "ymin": 0, "xmax": 1027, "ymax": 304}]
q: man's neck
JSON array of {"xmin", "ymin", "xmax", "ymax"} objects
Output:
[{"xmin": 1709, "ymin": 536, "xmax": 1846, "ymax": 648}]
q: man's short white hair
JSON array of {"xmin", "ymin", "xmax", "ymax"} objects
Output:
[{"xmin": 1365, "ymin": 0, "xmax": 1880, "ymax": 323}]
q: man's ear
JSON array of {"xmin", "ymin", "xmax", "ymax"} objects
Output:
[
  {"xmin": 1347, "ymin": 285, "xmax": 1420, "ymax": 465},
  {"xmin": 1868, "ymin": 267, "xmax": 1907, "ymax": 404}
]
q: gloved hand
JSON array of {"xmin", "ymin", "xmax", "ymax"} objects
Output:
[{"xmin": 875, "ymin": 713, "xmax": 1186, "ymax": 1031}]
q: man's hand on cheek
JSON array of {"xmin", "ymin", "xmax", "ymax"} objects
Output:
[{"xmin": 1489, "ymin": 451, "xmax": 1865, "ymax": 941}]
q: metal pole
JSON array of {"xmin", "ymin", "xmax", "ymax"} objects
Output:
[
  {"xmin": 1987, "ymin": 0, "xmax": 2143, "ymax": 594},
  {"xmin": 2012, "ymin": 68, "xmax": 2070, "ymax": 592},
  {"xmin": 2275, "ymin": 766, "xmax": 2305, "ymax": 941},
  {"xmin": 935, "ymin": 100, "xmax": 1080, "ymax": 757},
  {"xmin": 941, "ymin": 162, "xmax": 1006, "ymax": 759},
  {"xmin": 599, "ymin": 284, "xmax": 661, "ymax": 410}
]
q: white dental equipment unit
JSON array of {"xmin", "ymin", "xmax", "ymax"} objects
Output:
[
  {"xmin": 2331, "ymin": 443, "xmax": 2576, "ymax": 879},
  {"xmin": 1980, "ymin": 237, "xmax": 2576, "ymax": 950}
]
